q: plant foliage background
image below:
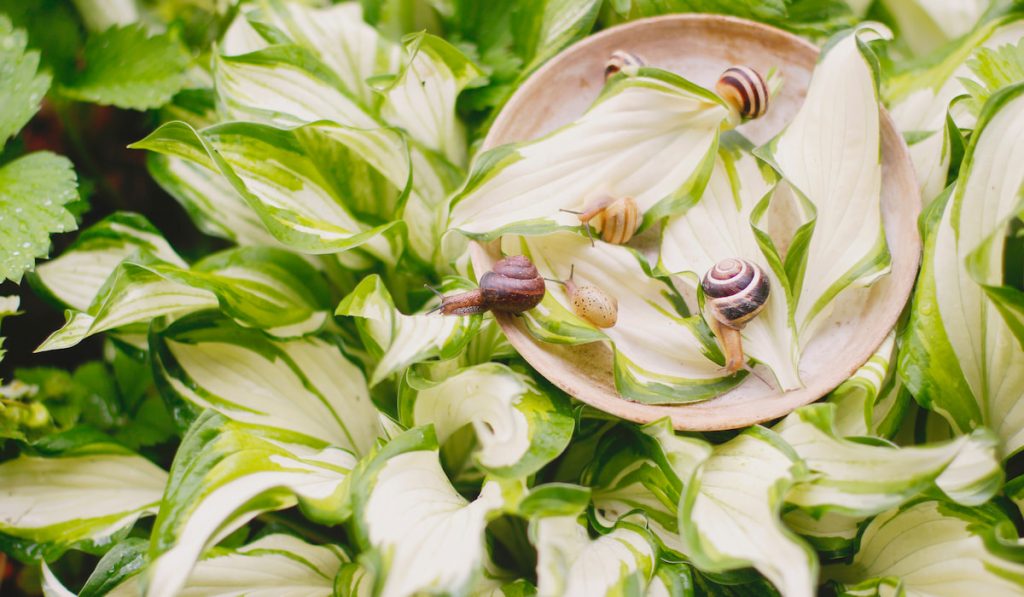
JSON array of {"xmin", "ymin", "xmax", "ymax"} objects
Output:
[{"xmin": 1, "ymin": 0, "xmax": 1023, "ymax": 596}]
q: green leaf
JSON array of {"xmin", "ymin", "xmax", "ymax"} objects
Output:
[
  {"xmin": 347, "ymin": 426, "xmax": 511, "ymax": 597},
  {"xmin": 152, "ymin": 312, "xmax": 383, "ymax": 455},
  {"xmin": 503, "ymin": 232, "xmax": 741, "ymax": 404},
  {"xmin": 514, "ymin": 0, "xmax": 602, "ymax": 75},
  {"xmin": 756, "ymin": 28, "xmax": 891, "ymax": 346},
  {"xmin": 59, "ymin": 24, "xmax": 189, "ymax": 110},
  {"xmin": 447, "ymin": 68, "xmax": 730, "ymax": 244},
  {"xmin": 962, "ymin": 38, "xmax": 1024, "ymax": 116},
  {"xmin": 400, "ymin": 362, "xmax": 574, "ymax": 478},
  {"xmin": 0, "ymin": 152, "xmax": 79, "ymax": 283},
  {"xmin": 336, "ymin": 274, "xmax": 481, "ymax": 387},
  {"xmin": 0, "ymin": 295, "xmax": 18, "ymax": 364},
  {"xmin": 899, "ymin": 82, "xmax": 1024, "ymax": 456},
  {"xmin": 826, "ymin": 500, "xmax": 1024, "ymax": 595},
  {"xmin": 0, "ymin": 439, "xmax": 167, "ymax": 562},
  {"xmin": 661, "ymin": 140, "xmax": 800, "ymax": 390},
  {"xmin": 38, "ymin": 246, "xmax": 333, "ymax": 351},
  {"xmin": 0, "ymin": 15, "xmax": 51, "ymax": 144},
  {"xmin": 876, "ymin": 0, "xmax": 987, "ymax": 56},
  {"xmin": 145, "ymin": 411, "xmax": 355, "ymax": 597},
  {"xmin": 30, "ymin": 213, "xmax": 185, "ymax": 311},
  {"xmin": 826, "ymin": 330, "xmax": 910, "ymax": 439},
  {"xmin": 680, "ymin": 427, "xmax": 815, "ymax": 597}
]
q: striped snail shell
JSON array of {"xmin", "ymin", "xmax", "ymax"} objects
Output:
[
  {"xmin": 715, "ymin": 66, "xmax": 769, "ymax": 120},
  {"xmin": 605, "ymin": 50, "xmax": 645, "ymax": 80},
  {"xmin": 701, "ymin": 259, "xmax": 770, "ymax": 374},
  {"xmin": 565, "ymin": 195, "xmax": 640, "ymax": 245}
]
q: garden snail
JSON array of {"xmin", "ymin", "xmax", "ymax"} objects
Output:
[
  {"xmin": 715, "ymin": 66, "xmax": 769, "ymax": 120},
  {"xmin": 431, "ymin": 255, "xmax": 546, "ymax": 315},
  {"xmin": 605, "ymin": 50, "xmax": 645, "ymax": 80},
  {"xmin": 701, "ymin": 258, "xmax": 770, "ymax": 374},
  {"xmin": 550, "ymin": 266, "xmax": 618, "ymax": 328},
  {"xmin": 562, "ymin": 195, "xmax": 640, "ymax": 246}
]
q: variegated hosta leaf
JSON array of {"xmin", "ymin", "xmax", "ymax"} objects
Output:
[
  {"xmin": 878, "ymin": 0, "xmax": 987, "ymax": 56},
  {"xmin": 46, "ymin": 533, "xmax": 347, "ymax": 597},
  {"xmin": 827, "ymin": 329, "xmax": 909, "ymax": 438},
  {"xmin": 31, "ymin": 213, "xmax": 185, "ymax": 312},
  {"xmin": 826, "ymin": 500, "xmax": 1024, "ymax": 595},
  {"xmin": 447, "ymin": 68, "xmax": 732, "ymax": 243},
  {"xmin": 239, "ymin": 0, "xmax": 399, "ymax": 106},
  {"xmin": 899, "ymin": 82, "xmax": 1024, "ymax": 457},
  {"xmin": 146, "ymin": 412, "xmax": 356, "ymax": 597},
  {"xmin": 681, "ymin": 427, "xmax": 816, "ymax": 597},
  {"xmin": 782, "ymin": 507, "xmax": 866, "ymax": 560},
  {"xmin": 400, "ymin": 362, "xmax": 573, "ymax": 478},
  {"xmin": 661, "ymin": 139, "xmax": 801, "ymax": 390},
  {"xmin": 885, "ymin": 17, "xmax": 1024, "ymax": 203},
  {"xmin": 583, "ymin": 422, "xmax": 710, "ymax": 555},
  {"xmin": 0, "ymin": 436, "xmax": 167, "ymax": 562},
  {"xmin": 757, "ymin": 28, "xmax": 891, "ymax": 345},
  {"xmin": 130, "ymin": 121, "xmax": 401, "ymax": 262},
  {"xmin": 522, "ymin": 484, "xmax": 657, "ymax": 597},
  {"xmin": 778, "ymin": 404, "xmax": 1002, "ymax": 516},
  {"xmin": 503, "ymin": 232, "xmax": 739, "ymax": 404},
  {"xmin": 336, "ymin": 274, "xmax": 480, "ymax": 387},
  {"xmin": 380, "ymin": 32, "xmax": 483, "ymax": 167},
  {"xmin": 152, "ymin": 312, "xmax": 383, "ymax": 455},
  {"xmin": 347, "ymin": 426, "xmax": 510, "ymax": 597},
  {"xmin": 38, "ymin": 247, "xmax": 332, "ymax": 351}
]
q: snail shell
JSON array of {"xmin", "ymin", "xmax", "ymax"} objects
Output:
[
  {"xmin": 589, "ymin": 197, "xmax": 640, "ymax": 245},
  {"xmin": 715, "ymin": 66, "xmax": 769, "ymax": 120},
  {"xmin": 436, "ymin": 256, "xmax": 545, "ymax": 316},
  {"xmin": 566, "ymin": 277, "xmax": 618, "ymax": 328},
  {"xmin": 701, "ymin": 258, "xmax": 770, "ymax": 329},
  {"xmin": 605, "ymin": 50, "xmax": 645, "ymax": 80}
]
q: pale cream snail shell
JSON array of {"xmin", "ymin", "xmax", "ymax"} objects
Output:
[
  {"xmin": 715, "ymin": 66, "xmax": 769, "ymax": 120},
  {"xmin": 605, "ymin": 50, "xmax": 645, "ymax": 80},
  {"xmin": 701, "ymin": 258, "xmax": 770, "ymax": 374},
  {"xmin": 551, "ymin": 266, "xmax": 618, "ymax": 328},
  {"xmin": 562, "ymin": 195, "xmax": 640, "ymax": 246}
]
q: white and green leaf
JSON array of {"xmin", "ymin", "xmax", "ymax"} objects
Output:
[
  {"xmin": 401, "ymin": 362, "xmax": 573, "ymax": 478},
  {"xmin": 152, "ymin": 312, "xmax": 383, "ymax": 455},
  {"xmin": 0, "ymin": 436, "xmax": 167, "ymax": 562},
  {"xmin": 827, "ymin": 329, "xmax": 909, "ymax": 438},
  {"xmin": 448, "ymin": 68, "xmax": 731, "ymax": 243},
  {"xmin": 756, "ymin": 28, "xmax": 891, "ymax": 345},
  {"xmin": 336, "ymin": 274, "xmax": 480, "ymax": 387}
]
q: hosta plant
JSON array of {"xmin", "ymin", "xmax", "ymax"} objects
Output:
[{"xmin": 0, "ymin": 1, "xmax": 1023, "ymax": 597}]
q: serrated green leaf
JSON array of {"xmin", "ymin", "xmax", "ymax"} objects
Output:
[
  {"xmin": 0, "ymin": 15, "xmax": 51, "ymax": 145},
  {"xmin": 59, "ymin": 24, "xmax": 188, "ymax": 110},
  {"xmin": 0, "ymin": 152, "xmax": 79, "ymax": 283}
]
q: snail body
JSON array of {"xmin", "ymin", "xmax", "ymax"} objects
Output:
[
  {"xmin": 605, "ymin": 50, "xmax": 645, "ymax": 80},
  {"xmin": 701, "ymin": 258, "xmax": 770, "ymax": 373},
  {"xmin": 565, "ymin": 272, "xmax": 618, "ymax": 328},
  {"xmin": 715, "ymin": 66, "xmax": 769, "ymax": 120},
  {"xmin": 436, "ymin": 255, "xmax": 545, "ymax": 316},
  {"xmin": 568, "ymin": 195, "xmax": 640, "ymax": 245}
]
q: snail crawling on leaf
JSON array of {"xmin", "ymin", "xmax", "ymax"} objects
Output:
[
  {"xmin": 549, "ymin": 265, "xmax": 618, "ymax": 328},
  {"xmin": 701, "ymin": 258, "xmax": 770, "ymax": 374},
  {"xmin": 561, "ymin": 195, "xmax": 640, "ymax": 246},
  {"xmin": 715, "ymin": 66, "xmax": 770, "ymax": 120},
  {"xmin": 430, "ymin": 255, "xmax": 546, "ymax": 316},
  {"xmin": 604, "ymin": 50, "xmax": 645, "ymax": 80}
]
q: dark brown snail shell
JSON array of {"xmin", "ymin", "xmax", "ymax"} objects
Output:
[
  {"xmin": 715, "ymin": 66, "xmax": 769, "ymax": 120},
  {"xmin": 438, "ymin": 255, "xmax": 546, "ymax": 316}
]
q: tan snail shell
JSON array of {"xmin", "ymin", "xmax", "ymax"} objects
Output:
[
  {"xmin": 566, "ymin": 273, "xmax": 618, "ymax": 328},
  {"xmin": 436, "ymin": 255, "xmax": 545, "ymax": 315},
  {"xmin": 715, "ymin": 66, "xmax": 769, "ymax": 120},
  {"xmin": 605, "ymin": 50, "xmax": 645, "ymax": 80},
  {"xmin": 569, "ymin": 195, "xmax": 640, "ymax": 245},
  {"xmin": 701, "ymin": 258, "xmax": 770, "ymax": 373}
]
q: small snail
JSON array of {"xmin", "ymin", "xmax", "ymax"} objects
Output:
[
  {"xmin": 701, "ymin": 258, "xmax": 770, "ymax": 374},
  {"xmin": 605, "ymin": 50, "xmax": 645, "ymax": 80},
  {"xmin": 431, "ymin": 255, "xmax": 545, "ymax": 315},
  {"xmin": 715, "ymin": 66, "xmax": 769, "ymax": 120},
  {"xmin": 550, "ymin": 266, "xmax": 618, "ymax": 328},
  {"xmin": 561, "ymin": 195, "xmax": 640, "ymax": 246}
]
